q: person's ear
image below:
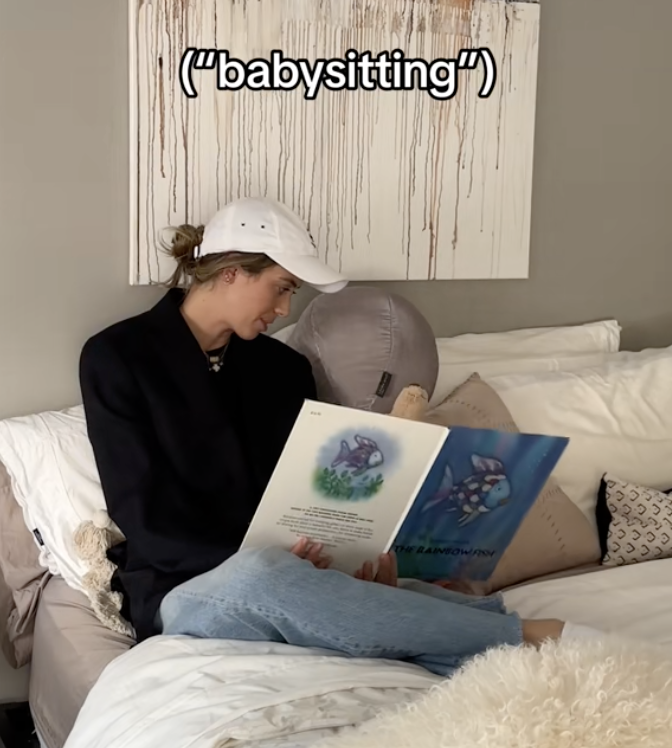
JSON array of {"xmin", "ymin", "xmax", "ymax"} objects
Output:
[{"xmin": 220, "ymin": 268, "xmax": 236, "ymax": 284}]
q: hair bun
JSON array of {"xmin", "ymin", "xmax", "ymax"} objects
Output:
[{"xmin": 168, "ymin": 224, "xmax": 205, "ymax": 262}]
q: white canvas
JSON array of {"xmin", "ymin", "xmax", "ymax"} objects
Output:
[{"xmin": 129, "ymin": 0, "xmax": 541, "ymax": 284}]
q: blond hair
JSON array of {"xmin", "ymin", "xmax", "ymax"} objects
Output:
[{"xmin": 159, "ymin": 223, "xmax": 277, "ymax": 288}]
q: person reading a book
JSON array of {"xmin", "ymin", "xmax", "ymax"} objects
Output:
[{"xmin": 80, "ymin": 196, "xmax": 603, "ymax": 679}]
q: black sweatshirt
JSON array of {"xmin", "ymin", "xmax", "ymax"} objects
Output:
[{"xmin": 79, "ymin": 288, "xmax": 316, "ymax": 641}]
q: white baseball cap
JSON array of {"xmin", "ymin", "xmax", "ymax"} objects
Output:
[{"xmin": 193, "ymin": 197, "xmax": 348, "ymax": 294}]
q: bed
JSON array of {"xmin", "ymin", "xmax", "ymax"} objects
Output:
[
  {"xmin": 62, "ymin": 558, "xmax": 672, "ymax": 748},
  {"xmin": 1, "ymin": 311, "xmax": 671, "ymax": 748}
]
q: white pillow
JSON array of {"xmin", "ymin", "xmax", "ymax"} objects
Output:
[
  {"xmin": 276, "ymin": 319, "xmax": 621, "ymax": 354},
  {"xmin": 278, "ymin": 319, "xmax": 622, "ymax": 405},
  {"xmin": 0, "ymin": 405, "xmax": 107, "ymax": 592},
  {"xmin": 483, "ymin": 346, "xmax": 672, "ymax": 529},
  {"xmin": 430, "ymin": 351, "xmax": 617, "ymax": 406},
  {"xmin": 435, "ymin": 319, "xmax": 621, "ymax": 362}
]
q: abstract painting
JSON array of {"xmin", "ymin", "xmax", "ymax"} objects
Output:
[{"xmin": 128, "ymin": 0, "xmax": 541, "ymax": 285}]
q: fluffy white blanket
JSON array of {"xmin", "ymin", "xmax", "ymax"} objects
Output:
[{"xmin": 314, "ymin": 636, "xmax": 672, "ymax": 748}]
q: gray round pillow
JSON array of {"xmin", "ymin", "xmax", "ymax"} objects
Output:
[{"xmin": 287, "ymin": 286, "xmax": 439, "ymax": 413}]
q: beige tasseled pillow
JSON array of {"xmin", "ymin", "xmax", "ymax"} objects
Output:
[{"xmin": 422, "ymin": 374, "xmax": 601, "ymax": 593}]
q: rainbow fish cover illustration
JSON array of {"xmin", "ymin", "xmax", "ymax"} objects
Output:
[{"xmin": 392, "ymin": 426, "xmax": 568, "ymax": 582}]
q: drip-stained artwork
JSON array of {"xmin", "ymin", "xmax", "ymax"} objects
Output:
[{"xmin": 129, "ymin": 0, "xmax": 541, "ymax": 285}]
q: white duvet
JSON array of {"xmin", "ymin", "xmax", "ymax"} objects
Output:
[{"xmin": 64, "ymin": 559, "xmax": 672, "ymax": 748}]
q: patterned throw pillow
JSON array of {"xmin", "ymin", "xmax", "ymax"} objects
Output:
[{"xmin": 601, "ymin": 474, "xmax": 672, "ymax": 566}]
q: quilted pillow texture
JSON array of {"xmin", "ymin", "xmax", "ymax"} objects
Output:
[{"xmin": 599, "ymin": 474, "xmax": 672, "ymax": 567}]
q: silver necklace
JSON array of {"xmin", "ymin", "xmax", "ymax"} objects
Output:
[{"xmin": 206, "ymin": 343, "xmax": 228, "ymax": 372}]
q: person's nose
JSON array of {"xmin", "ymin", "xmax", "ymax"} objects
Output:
[{"xmin": 274, "ymin": 295, "xmax": 292, "ymax": 317}]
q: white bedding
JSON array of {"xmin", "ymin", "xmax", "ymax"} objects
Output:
[{"xmin": 64, "ymin": 559, "xmax": 672, "ymax": 748}]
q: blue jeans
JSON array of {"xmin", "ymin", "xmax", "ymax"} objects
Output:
[{"xmin": 157, "ymin": 547, "xmax": 523, "ymax": 677}]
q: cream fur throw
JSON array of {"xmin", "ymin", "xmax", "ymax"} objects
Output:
[{"xmin": 315, "ymin": 636, "xmax": 672, "ymax": 748}]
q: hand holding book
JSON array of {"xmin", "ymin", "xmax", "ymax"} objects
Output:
[
  {"xmin": 291, "ymin": 534, "xmax": 400, "ymax": 586},
  {"xmin": 290, "ymin": 536, "xmax": 333, "ymax": 569},
  {"xmin": 353, "ymin": 551, "xmax": 398, "ymax": 586}
]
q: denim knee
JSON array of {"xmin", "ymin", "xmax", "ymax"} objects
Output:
[
  {"xmin": 227, "ymin": 546, "xmax": 295, "ymax": 576},
  {"xmin": 165, "ymin": 547, "xmax": 294, "ymax": 606},
  {"xmin": 158, "ymin": 546, "xmax": 296, "ymax": 636},
  {"xmin": 210, "ymin": 546, "xmax": 296, "ymax": 589}
]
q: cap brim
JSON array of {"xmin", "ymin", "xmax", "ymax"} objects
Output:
[{"xmin": 267, "ymin": 252, "xmax": 348, "ymax": 294}]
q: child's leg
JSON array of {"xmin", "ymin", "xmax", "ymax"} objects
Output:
[{"xmin": 159, "ymin": 547, "xmax": 524, "ymax": 677}]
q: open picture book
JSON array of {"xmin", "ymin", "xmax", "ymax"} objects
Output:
[{"xmin": 240, "ymin": 400, "xmax": 569, "ymax": 582}]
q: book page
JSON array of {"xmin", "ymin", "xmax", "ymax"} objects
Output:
[
  {"xmin": 393, "ymin": 426, "xmax": 569, "ymax": 581},
  {"xmin": 240, "ymin": 400, "xmax": 447, "ymax": 575}
]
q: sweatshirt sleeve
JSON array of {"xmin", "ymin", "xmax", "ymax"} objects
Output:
[{"xmin": 79, "ymin": 334, "xmax": 234, "ymax": 572}]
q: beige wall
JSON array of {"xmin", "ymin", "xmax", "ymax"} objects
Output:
[{"xmin": 1, "ymin": 0, "xmax": 670, "ymax": 420}]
